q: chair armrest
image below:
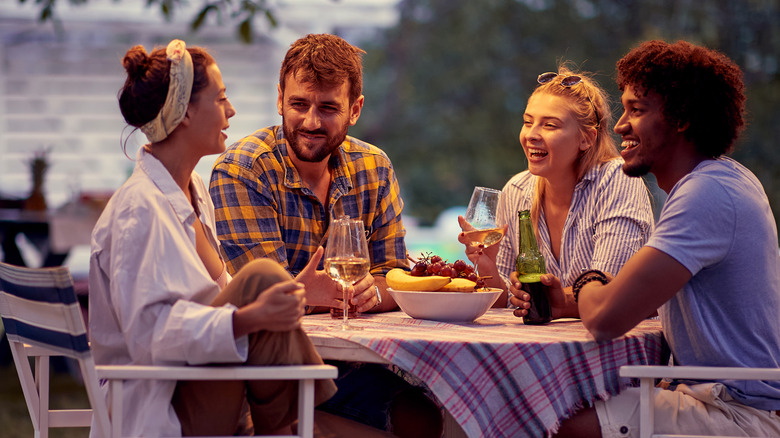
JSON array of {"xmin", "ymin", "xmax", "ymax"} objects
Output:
[
  {"xmin": 96, "ymin": 364, "xmax": 338, "ymax": 381},
  {"xmin": 620, "ymin": 365, "xmax": 780, "ymax": 381}
]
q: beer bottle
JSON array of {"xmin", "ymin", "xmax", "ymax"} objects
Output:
[{"xmin": 516, "ymin": 210, "xmax": 552, "ymax": 324}]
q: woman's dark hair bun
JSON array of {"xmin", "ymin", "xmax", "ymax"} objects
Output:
[{"xmin": 122, "ymin": 45, "xmax": 151, "ymax": 80}]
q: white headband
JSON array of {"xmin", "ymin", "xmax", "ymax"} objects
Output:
[{"xmin": 140, "ymin": 39, "xmax": 194, "ymax": 143}]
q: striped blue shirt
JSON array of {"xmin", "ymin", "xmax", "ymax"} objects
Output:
[{"xmin": 496, "ymin": 158, "xmax": 653, "ymax": 294}]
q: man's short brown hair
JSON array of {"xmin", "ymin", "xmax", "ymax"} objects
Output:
[{"xmin": 279, "ymin": 33, "xmax": 366, "ymax": 104}]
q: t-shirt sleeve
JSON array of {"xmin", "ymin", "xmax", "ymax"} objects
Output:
[{"xmin": 646, "ymin": 175, "xmax": 736, "ymax": 276}]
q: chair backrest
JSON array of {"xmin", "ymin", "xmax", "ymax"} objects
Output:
[
  {"xmin": 0, "ymin": 262, "xmax": 111, "ymax": 438},
  {"xmin": 0, "ymin": 263, "xmax": 89, "ymax": 359}
]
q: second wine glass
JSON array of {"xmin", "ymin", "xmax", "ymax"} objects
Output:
[
  {"xmin": 324, "ymin": 217, "xmax": 370, "ymax": 330},
  {"xmin": 463, "ymin": 186, "xmax": 503, "ymax": 275}
]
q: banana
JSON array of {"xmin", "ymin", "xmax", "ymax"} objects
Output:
[
  {"xmin": 436, "ymin": 278, "xmax": 477, "ymax": 292},
  {"xmin": 386, "ymin": 268, "xmax": 451, "ymax": 291}
]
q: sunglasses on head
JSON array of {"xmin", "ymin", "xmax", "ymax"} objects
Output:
[{"xmin": 537, "ymin": 72, "xmax": 601, "ymax": 129}]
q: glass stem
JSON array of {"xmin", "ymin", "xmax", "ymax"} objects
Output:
[
  {"xmin": 472, "ymin": 243, "xmax": 481, "ymax": 276},
  {"xmin": 342, "ymin": 282, "xmax": 349, "ymax": 327}
]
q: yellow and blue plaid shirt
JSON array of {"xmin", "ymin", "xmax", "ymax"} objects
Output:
[{"xmin": 209, "ymin": 125, "xmax": 409, "ymax": 276}]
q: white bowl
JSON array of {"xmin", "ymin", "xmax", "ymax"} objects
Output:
[{"xmin": 388, "ymin": 288, "xmax": 503, "ymax": 322}]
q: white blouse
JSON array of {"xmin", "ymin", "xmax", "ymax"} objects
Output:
[{"xmin": 88, "ymin": 148, "xmax": 245, "ymax": 437}]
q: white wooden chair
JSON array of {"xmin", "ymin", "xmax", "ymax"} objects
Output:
[
  {"xmin": 0, "ymin": 262, "xmax": 337, "ymax": 438},
  {"xmin": 620, "ymin": 365, "xmax": 780, "ymax": 438}
]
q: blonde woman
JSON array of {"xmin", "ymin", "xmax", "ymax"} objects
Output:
[{"xmin": 459, "ymin": 66, "xmax": 653, "ymax": 318}]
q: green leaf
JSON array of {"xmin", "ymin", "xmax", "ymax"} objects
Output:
[
  {"xmin": 40, "ymin": 5, "xmax": 53, "ymax": 21},
  {"xmin": 192, "ymin": 4, "xmax": 217, "ymax": 31},
  {"xmin": 265, "ymin": 9, "xmax": 277, "ymax": 28},
  {"xmin": 238, "ymin": 18, "xmax": 252, "ymax": 43}
]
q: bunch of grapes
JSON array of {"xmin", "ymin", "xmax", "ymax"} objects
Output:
[{"xmin": 408, "ymin": 253, "xmax": 486, "ymax": 288}]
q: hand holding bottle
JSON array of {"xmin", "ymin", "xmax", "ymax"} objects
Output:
[{"xmin": 509, "ymin": 272, "xmax": 569, "ymax": 320}]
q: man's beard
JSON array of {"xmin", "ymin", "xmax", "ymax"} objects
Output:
[
  {"xmin": 622, "ymin": 160, "xmax": 652, "ymax": 178},
  {"xmin": 283, "ymin": 117, "xmax": 349, "ymax": 163}
]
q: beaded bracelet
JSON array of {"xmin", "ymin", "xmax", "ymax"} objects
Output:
[{"xmin": 572, "ymin": 269, "xmax": 609, "ymax": 303}]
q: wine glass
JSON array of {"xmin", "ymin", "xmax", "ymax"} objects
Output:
[
  {"xmin": 463, "ymin": 186, "xmax": 503, "ymax": 275},
  {"xmin": 324, "ymin": 216, "xmax": 370, "ymax": 330}
]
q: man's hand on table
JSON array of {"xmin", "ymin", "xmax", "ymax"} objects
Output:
[
  {"xmin": 343, "ymin": 273, "xmax": 380, "ymax": 313},
  {"xmin": 352, "ymin": 275, "xmax": 397, "ymax": 313},
  {"xmin": 295, "ymin": 246, "xmax": 393, "ymax": 313}
]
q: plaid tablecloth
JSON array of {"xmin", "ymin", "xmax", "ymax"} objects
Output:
[{"xmin": 303, "ymin": 309, "xmax": 665, "ymax": 438}]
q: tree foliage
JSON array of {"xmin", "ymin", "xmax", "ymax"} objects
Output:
[
  {"xmin": 352, "ymin": 0, "xmax": 780, "ymax": 238},
  {"xmin": 21, "ymin": 0, "xmax": 277, "ymax": 43}
]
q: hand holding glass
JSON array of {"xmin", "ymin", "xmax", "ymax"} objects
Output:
[
  {"xmin": 463, "ymin": 186, "xmax": 503, "ymax": 275},
  {"xmin": 324, "ymin": 217, "xmax": 370, "ymax": 330}
]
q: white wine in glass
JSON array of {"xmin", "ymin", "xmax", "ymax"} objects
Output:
[
  {"xmin": 325, "ymin": 217, "xmax": 369, "ymax": 330},
  {"xmin": 464, "ymin": 186, "xmax": 502, "ymax": 275},
  {"xmin": 463, "ymin": 227, "xmax": 505, "ymax": 247},
  {"xmin": 324, "ymin": 258, "xmax": 370, "ymax": 288}
]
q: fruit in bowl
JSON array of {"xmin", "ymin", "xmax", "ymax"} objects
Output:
[
  {"xmin": 387, "ymin": 268, "xmax": 487, "ymax": 292},
  {"xmin": 386, "ymin": 268, "xmax": 453, "ymax": 291},
  {"xmin": 409, "ymin": 253, "xmax": 486, "ymax": 286},
  {"xmin": 387, "ymin": 252, "xmax": 491, "ymax": 292},
  {"xmin": 386, "ymin": 255, "xmax": 503, "ymax": 321}
]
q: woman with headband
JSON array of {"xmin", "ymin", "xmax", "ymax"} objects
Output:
[
  {"xmin": 458, "ymin": 65, "xmax": 653, "ymax": 319},
  {"xmin": 88, "ymin": 40, "xmax": 342, "ymax": 437}
]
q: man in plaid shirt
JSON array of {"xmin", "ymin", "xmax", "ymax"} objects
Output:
[
  {"xmin": 210, "ymin": 34, "xmax": 408, "ymax": 315},
  {"xmin": 209, "ymin": 34, "xmax": 442, "ymax": 436}
]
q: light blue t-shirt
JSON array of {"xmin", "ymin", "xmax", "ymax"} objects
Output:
[{"xmin": 647, "ymin": 157, "xmax": 780, "ymax": 410}]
